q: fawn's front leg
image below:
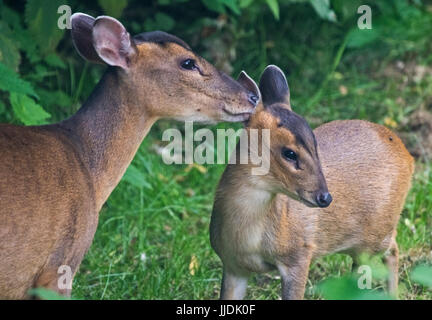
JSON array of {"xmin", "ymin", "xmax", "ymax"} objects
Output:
[
  {"xmin": 220, "ymin": 268, "xmax": 249, "ymax": 300},
  {"xmin": 383, "ymin": 239, "xmax": 399, "ymax": 298},
  {"xmin": 277, "ymin": 252, "xmax": 312, "ymax": 300}
]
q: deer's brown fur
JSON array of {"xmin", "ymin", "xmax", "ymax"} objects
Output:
[{"xmin": 0, "ymin": 13, "xmax": 259, "ymax": 299}]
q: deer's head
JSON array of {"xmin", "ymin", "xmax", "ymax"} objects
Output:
[{"xmin": 71, "ymin": 13, "xmax": 259, "ymax": 123}]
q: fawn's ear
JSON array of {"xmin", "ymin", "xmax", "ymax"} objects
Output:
[
  {"xmin": 259, "ymin": 65, "xmax": 291, "ymax": 110},
  {"xmin": 71, "ymin": 13, "xmax": 105, "ymax": 64},
  {"xmin": 92, "ymin": 16, "xmax": 136, "ymax": 70}
]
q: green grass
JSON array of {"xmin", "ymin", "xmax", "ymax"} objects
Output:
[
  {"xmin": 71, "ymin": 41, "xmax": 432, "ymax": 301},
  {"xmin": 70, "ymin": 132, "xmax": 432, "ymax": 300},
  {"xmin": 70, "ymin": 125, "xmax": 432, "ymax": 301}
]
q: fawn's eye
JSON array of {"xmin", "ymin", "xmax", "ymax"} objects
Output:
[
  {"xmin": 281, "ymin": 147, "xmax": 297, "ymax": 162},
  {"xmin": 181, "ymin": 59, "xmax": 198, "ymax": 71}
]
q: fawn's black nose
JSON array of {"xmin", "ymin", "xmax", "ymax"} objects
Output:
[
  {"xmin": 248, "ymin": 93, "xmax": 259, "ymax": 107},
  {"xmin": 316, "ymin": 192, "xmax": 332, "ymax": 208}
]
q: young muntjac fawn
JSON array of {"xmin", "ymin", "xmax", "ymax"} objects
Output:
[
  {"xmin": 0, "ymin": 13, "xmax": 259, "ymax": 299},
  {"xmin": 210, "ymin": 65, "xmax": 414, "ymax": 300}
]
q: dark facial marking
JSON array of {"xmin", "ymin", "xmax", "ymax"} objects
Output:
[
  {"xmin": 133, "ymin": 31, "xmax": 191, "ymax": 51},
  {"xmin": 268, "ymin": 105, "xmax": 317, "ymax": 158}
]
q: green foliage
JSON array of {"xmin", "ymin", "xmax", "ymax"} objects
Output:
[
  {"xmin": 123, "ymin": 164, "xmax": 153, "ymax": 190},
  {"xmin": 266, "ymin": 0, "xmax": 280, "ymax": 20},
  {"xmin": 202, "ymin": 0, "xmax": 240, "ymax": 15},
  {"xmin": 309, "ymin": 0, "xmax": 336, "ymax": 22},
  {"xmin": 0, "ymin": 21, "xmax": 21, "ymax": 70},
  {"xmin": 0, "ymin": 63, "xmax": 38, "ymax": 98},
  {"xmin": 411, "ymin": 265, "xmax": 432, "ymax": 288},
  {"xmin": 144, "ymin": 13, "xmax": 176, "ymax": 32},
  {"xmin": 316, "ymin": 276, "xmax": 392, "ymax": 300},
  {"xmin": 9, "ymin": 93, "xmax": 50, "ymax": 125},
  {"xmin": 28, "ymin": 288, "xmax": 69, "ymax": 300},
  {"xmin": 25, "ymin": 0, "xmax": 65, "ymax": 55},
  {"xmin": 98, "ymin": 0, "xmax": 129, "ymax": 18}
]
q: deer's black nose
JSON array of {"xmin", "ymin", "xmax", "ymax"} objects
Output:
[
  {"xmin": 248, "ymin": 93, "xmax": 259, "ymax": 107},
  {"xmin": 316, "ymin": 192, "xmax": 332, "ymax": 208}
]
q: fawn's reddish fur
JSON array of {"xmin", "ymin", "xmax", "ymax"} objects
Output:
[{"xmin": 210, "ymin": 65, "xmax": 414, "ymax": 299}]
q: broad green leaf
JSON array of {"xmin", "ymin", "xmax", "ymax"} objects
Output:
[
  {"xmin": 0, "ymin": 62, "xmax": 38, "ymax": 98},
  {"xmin": 239, "ymin": 0, "xmax": 254, "ymax": 8},
  {"xmin": 123, "ymin": 164, "xmax": 152, "ymax": 190},
  {"xmin": 9, "ymin": 92, "xmax": 51, "ymax": 126},
  {"xmin": 0, "ymin": 33, "xmax": 21, "ymax": 70},
  {"xmin": 331, "ymin": 0, "xmax": 363, "ymax": 21},
  {"xmin": 309, "ymin": 0, "xmax": 337, "ymax": 22},
  {"xmin": 44, "ymin": 54, "xmax": 66, "ymax": 69},
  {"xmin": 98, "ymin": 0, "xmax": 128, "ymax": 18},
  {"xmin": 316, "ymin": 276, "xmax": 392, "ymax": 300},
  {"xmin": 38, "ymin": 89, "xmax": 72, "ymax": 110},
  {"xmin": 346, "ymin": 27, "xmax": 380, "ymax": 49},
  {"xmin": 1, "ymin": 5, "xmax": 39, "ymax": 63},
  {"xmin": 28, "ymin": 288, "xmax": 68, "ymax": 300},
  {"xmin": 145, "ymin": 13, "xmax": 176, "ymax": 32},
  {"xmin": 202, "ymin": 0, "xmax": 226, "ymax": 13},
  {"xmin": 221, "ymin": 0, "xmax": 241, "ymax": 15},
  {"xmin": 411, "ymin": 265, "xmax": 432, "ymax": 288},
  {"xmin": 266, "ymin": 0, "xmax": 280, "ymax": 20},
  {"xmin": 25, "ymin": 0, "xmax": 65, "ymax": 54}
]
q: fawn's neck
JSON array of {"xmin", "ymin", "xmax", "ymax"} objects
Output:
[
  {"xmin": 224, "ymin": 164, "xmax": 276, "ymax": 218},
  {"xmin": 62, "ymin": 69, "xmax": 157, "ymax": 210}
]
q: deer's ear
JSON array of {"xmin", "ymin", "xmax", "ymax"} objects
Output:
[
  {"xmin": 259, "ymin": 65, "xmax": 291, "ymax": 110},
  {"xmin": 237, "ymin": 71, "xmax": 261, "ymax": 102},
  {"xmin": 92, "ymin": 16, "xmax": 136, "ymax": 70},
  {"xmin": 71, "ymin": 13, "xmax": 105, "ymax": 64}
]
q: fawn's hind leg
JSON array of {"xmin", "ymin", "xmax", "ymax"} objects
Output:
[{"xmin": 383, "ymin": 239, "xmax": 399, "ymax": 298}]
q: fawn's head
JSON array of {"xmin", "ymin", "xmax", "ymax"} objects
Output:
[
  {"xmin": 71, "ymin": 13, "xmax": 258, "ymax": 122},
  {"xmin": 244, "ymin": 65, "xmax": 331, "ymax": 208}
]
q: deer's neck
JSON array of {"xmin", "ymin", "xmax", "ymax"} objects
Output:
[
  {"xmin": 62, "ymin": 69, "xmax": 157, "ymax": 210},
  {"xmin": 224, "ymin": 165, "xmax": 276, "ymax": 219}
]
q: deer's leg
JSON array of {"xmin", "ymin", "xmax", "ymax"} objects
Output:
[
  {"xmin": 383, "ymin": 239, "xmax": 399, "ymax": 298},
  {"xmin": 33, "ymin": 266, "xmax": 75, "ymax": 298},
  {"xmin": 220, "ymin": 268, "xmax": 249, "ymax": 300},
  {"xmin": 277, "ymin": 251, "xmax": 312, "ymax": 300}
]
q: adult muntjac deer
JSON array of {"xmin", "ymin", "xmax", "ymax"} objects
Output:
[
  {"xmin": 210, "ymin": 65, "xmax": 414, "ymax": 300},
  {"xmin": 0, "ymin": 13, "xmax": 259, "ymax": 299}
]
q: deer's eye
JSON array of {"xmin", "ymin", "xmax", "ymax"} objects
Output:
[
  {"xmin": 181, "ymin": 59, "xmax": 198, "ymax": 71},
  {"xmin": 281, "ymin": 147, "xmax": 297, "ymax": 162}
]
